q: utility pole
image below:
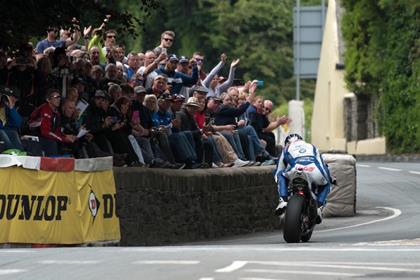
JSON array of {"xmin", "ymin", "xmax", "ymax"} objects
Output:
[{"xmin": 295, "ymin": 0, "xmax": 301, "ymax": 101}]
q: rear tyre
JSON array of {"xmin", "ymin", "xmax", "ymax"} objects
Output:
[
  {"xmin": 283, "ymin": 195, "xmax": 305, "ymax": 243},
  {"xmin": 301, "ymin": 230, "xmax": 313, "ymax": 242}
]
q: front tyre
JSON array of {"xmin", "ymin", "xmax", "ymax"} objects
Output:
[{"xmin": 283, "ymin": 195, "xmax": 305, "ymax": 243}]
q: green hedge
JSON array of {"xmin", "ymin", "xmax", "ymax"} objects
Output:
[{"xmin": 342, "ymin": 1, "xmax": 420, "ymax": 153}]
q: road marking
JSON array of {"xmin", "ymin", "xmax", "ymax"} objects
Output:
[
  {"xmin": 39, "ymin": 260, "xmax": 100, "ymax": 265},
  {"xmin": 0, "ymin": 269, "xmax": 26, "ymax": 275},
  {"xmin": 248, "ymin": 261, "xmax": 420, "ymax": 272},
  {"xmin": 239, "ymin": 277, "xmax": 284, "ymax": 280},
  {"xmin": 133, "ymin": 260, "xmax": 200, "ymax": 265},
  {"xmin": 245, "ymin": 269, "xmax": 363, "ymax": 277},
  {"xmin": 216, "ymin": 261, "xmax": 248, "ymax": 272},
  {"xmin": 0, "ymin": 250, "xmax": 36, "ymax": 253},
  {"xmin": 357, "ymin": 164, "xmax": 371, "ymax": 167},
  {"xmin": 354, "ymin": 238, "xmax": 420, "ymax": 246},
  {"xmin": 198, "ymin": 278, "xmax": 214, "ymax": 280},
  {"xmin": 318, "ymin": 207, "xmax": 401, "ymax": 233},
  {"xmin": 378, "ymin": 167, "xmax": 402, "ymax": 171},
  {"xmin": 409, "ymin": 171, "xmax": 420, "ymax": 175},
  {"xmin": 120, "ymin": 246, "xmax": 420, "ymax": 253},
  {"xmin": 303, "ymin": 261, "xmax": 420, "ymax": 266}
]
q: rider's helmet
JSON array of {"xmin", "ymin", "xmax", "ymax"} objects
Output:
[{"xmin": 284, "ymin": 133, "xmax": 303, "ymax": 146}]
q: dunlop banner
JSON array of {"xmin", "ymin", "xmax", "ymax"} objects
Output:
[
  {"xmin": 76, "ymin": 171, "xmax": 120, "ymax": 243},
  {"xmin": 0, "ymin": 167, "xmax": 120, "ymax": 244}
]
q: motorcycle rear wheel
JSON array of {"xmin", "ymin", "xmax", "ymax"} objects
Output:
[
  {"xmin": 301, "ymin": 230, "xmax": 313, "ymax": 242},
  {"xmin": 283, "ymin": 195, "xmax": 305, "ymax": 243}
]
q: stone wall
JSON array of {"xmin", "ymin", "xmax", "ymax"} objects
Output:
[
  {"xmin": 344, "ymin": 93, "xmax": 380, "ymax": 142},
  {"xmin": 114, "ymin": 166, "xmax": 279, "ymax": 246}
]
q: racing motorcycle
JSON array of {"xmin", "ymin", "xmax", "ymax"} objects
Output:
[{"xmin": 282, "ymin": 165, "xmax": 319, "ymax": 243}]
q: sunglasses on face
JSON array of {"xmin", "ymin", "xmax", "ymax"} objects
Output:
[
  {"xmin": 52, "ymin": 95, "xmax": 61, "ymax": 99},
  {"xmin": 107, "ymin": 35, "xmax": 116, "ymax": 39},
  {"xmin": 163, "ymin": 38, "xmax": 173, "ymax": 42}
]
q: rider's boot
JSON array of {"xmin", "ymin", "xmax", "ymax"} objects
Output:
[
  {"xmin": 316, "ymin": 206, "xmax": 323, "ymax": 224},
  {"xmin": 275, "ymin": 197, "xmax": 288, "ymax": 216}
]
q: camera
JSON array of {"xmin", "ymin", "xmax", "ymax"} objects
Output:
[
  {"xmin": 103, "ymin": 15, "xmax": 111, "ymax": 24},
  {"xmin": 110, "ymin": 116, "xmax": 119, "ymax": 124},
  {"xmin": 0, "ymin": 94, "xmax": 8, "ymax": 105},
  {"xmin": 0, "ymin": 87, "xmax": 14, "ymax": 105}
]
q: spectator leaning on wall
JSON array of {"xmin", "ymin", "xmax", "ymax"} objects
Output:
[{"xmin": 29, "ymin": 89, "xmax": 77, "ymax": 156}]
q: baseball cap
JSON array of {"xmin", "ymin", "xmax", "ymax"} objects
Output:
[
  {"xmin": 94, "ymin": 90, "xmax": 111, "ymax": 100},
  {"xmin": 170, "ymin": 94, "xmax": 185, "ymax": 102},
  {"xmin": 134, "ymin": 86, "xmax": 146, "ymax": 94},
  {"xmin": 168, "ymin": 54, "xmax": 179, "ymax": 62},
  {"xmin": 179, "ymin": 56, "xmax": 189, "ymax": 64},
  {"xmin": 0, "ymin": 87, "xmax": 20, "ymax": 99},
  {"xmin": 153, "ymin": 74, "xmax": 167, "ymax": 82},
  {"xmin": 206, "ymin": 96, "xmax": 222, "ymax": 103},
  {"xmin": 158, "ymin": 93, "xmax": 171, "ymax": 101},
  {"xmin": 71, "ymin": 76, "xmax": 87, "ymax": 86},
  {"xmin": 185, "ymin": 97, "xmax": 200, "ymax": 108},
  {"xmin": 190, "ymin": 85, "xmax": 209, "ymax": 94}
]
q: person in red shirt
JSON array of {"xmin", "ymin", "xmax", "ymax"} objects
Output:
[{"xmin": 29, "ymin": 89, "xmax": 76, "ymax": 156}]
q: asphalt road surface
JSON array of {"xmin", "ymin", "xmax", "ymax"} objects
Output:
[{"xmin": 1, "ymin": 161, "xmax": 420, "ymax": 280}]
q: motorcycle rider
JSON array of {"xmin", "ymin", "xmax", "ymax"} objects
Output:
[{"xmin": 274, "ymin": 133, "xmax": 334, "ymax": 224}]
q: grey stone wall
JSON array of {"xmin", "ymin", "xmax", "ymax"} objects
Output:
[
  {"xmin": 114, "ymin": 166, "xmax": 279, "ymax": 246},
  {"xmin": 344, "ymin": 94, "xmax": 380, "ymax": 141}
]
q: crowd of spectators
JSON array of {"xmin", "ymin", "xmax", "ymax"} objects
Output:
[{"xmin": 0, "ymin": 21, "xmax": 290, "ymax": 169}]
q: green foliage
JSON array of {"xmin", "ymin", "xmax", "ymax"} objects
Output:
[
  {"xmin": 137, "ymin": 0, "xmax": 318, "ymax": 107},
  {"xmin": 0, "ymin": 0, "xmax": 161, "ymax": 51},
  {"xmin": 342, "ymin": 1, "xmax": 420, "ymax": 153}
]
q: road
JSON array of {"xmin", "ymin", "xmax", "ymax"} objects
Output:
[{"xmin": 1, "ymin": 161, "xmax": 420, "ymax": 280}]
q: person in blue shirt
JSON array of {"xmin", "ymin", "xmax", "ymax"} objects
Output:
[
  {"xmin": 35, "ymin": 26, "xmax": 80, "ymax": 58},
  {"xmin": 274, "ymin": 134, "xmax": 334, "ymax": 223},
  {"xmin": 151, "ymin": 94, "xmax": 195, "ymax": 168},
  {"xmin": 0, "ymin": 88, "xmax": 23, "ymax": 151},
  {"xmin": 151, "ymin": 54, "xmax": 198, "ymax": 95}
]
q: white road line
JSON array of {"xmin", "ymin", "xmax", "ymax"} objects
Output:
[
  {"xmin": 357, "ymin": 164, "xmax": 371, "ymax": 167},
  {"xmin": 354, "ymin": 238, "xmax": 420, "ymax": 246},
  {"xmin": 302, "ymin": 261, "xmax": 420, "ymax": 266},
  {"xmin": 378, "ymin": 166, "xmax": 402, "ymax": 171},
  {"xmin": 133, "ymin": 260, "xmax": 200, "ymax": 265},
  {"xmin": 120, "ymin": 247, "xmax": 420, "ymax": 253},
  {"xmin": 0, "ymin": 250, "xmax": 36, "ymax": 253},
  {"xmin": 318, "ymin": 206, "xmax": 401, "ymax": 233},
  {"xmin": 198, "ymin": 278, "xmax": 214, "ymax": 280},
  {"xmin": 246, "ymin": 269, "xmax": 363, "ymax": 277},
  {"xmin": 248, "ymin": 261, "xmax": 420, "ymax": 272},
  {"xmin": 240, "ymin": 278, "xmax": 286, "ymax": 280},
  {"xmin": 39, "ymin": 260, "xmax": 100, "ymax": 265},
  {"xmin": 216, "ymin": 261, "xmax": 248, "ymax": 272},
  {"xmin": 0, "ymin": 269, "xmax": 26, "ymax": 275},
  {"xmin": 409, "ymin": 171, "xmax": 420, "ymax": 175}
]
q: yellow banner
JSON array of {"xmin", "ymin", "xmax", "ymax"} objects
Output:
[
  {"xmin": 0, "ymin": 167, "xmax": 120, "ymax": 244},
  {"xmin": 76, "ymin": 171, "xmax": 120, "ymax": 243}
]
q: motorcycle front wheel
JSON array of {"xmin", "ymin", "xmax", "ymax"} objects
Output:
[{"xmin": 283, "ymin": 195, "xmax": 305, "ymax": 243}]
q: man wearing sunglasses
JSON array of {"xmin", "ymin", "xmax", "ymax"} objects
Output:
[
  {"xmin": 153, "ymin": 30, "xmax": 175, "ymax": 56},
  {"xmin": 29, "ymin": 89, "xmax": 77, "ymax": 156},
  {"xmin": 35, "ymin": 26, "xmax": 80, "ymax": 59},
  {"xmin": 103, "ymin": 30, "xmax": 117, "ymax": 54}
]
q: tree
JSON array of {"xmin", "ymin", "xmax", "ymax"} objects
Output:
[
  {"xmin": 0, "ymin": 0, "xmax": 161, "ymax": 51},
  {"xmin": 138, "ymin": 0, "xmax": 318, "ymax": 105},
  {"xmin": 342, "ymin": 0, "xmax": 420, "ymax": 152}
]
